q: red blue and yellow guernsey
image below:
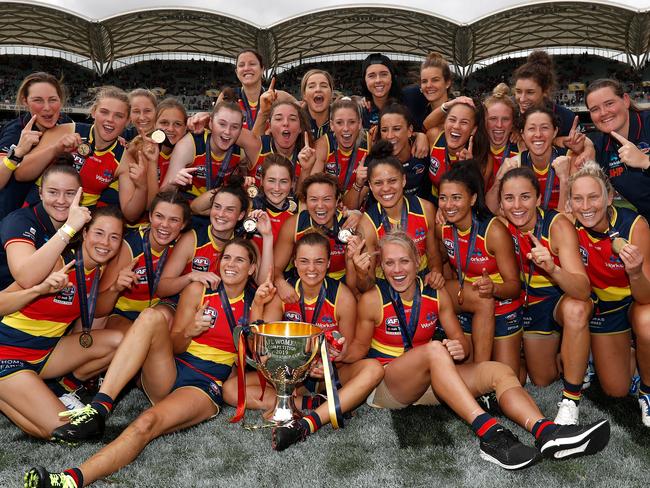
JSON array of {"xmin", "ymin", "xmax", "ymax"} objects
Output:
[
  {"xmin": 249, "ymin": 135, "xmax": 300, "ymax": 187},
  {"xmin": 0, "ymin": 256, "xmax": 99, "ymax": 368},
  {"xmin": 157, "ymin": 151, "xmax": 172, "ymax": 184},
  {"xmin": 507, "ymin": 208, "xmax": 563, "ymax": 304},
  {"xmin": 282, "ymin": 276, "xmax": 341, "ymax": 333},
  {"xmin": 487, "ymin": 143, "xmax": 520, "ymax": 190},
  {"xmin": 183, "ymin": 220, "xmax": 225, "ymax": 277},
  {"xmin": 576, "ymin": 206, "xmax": 639, "ymax": 315},
  {"xmin": 365, "ymin": 195, "xmax": 429, "ymax": 276},
  {"xmin": 441, "ymin": 215, "xmax": 521, "ymax": 315},
  {"xmin": 520, "ymin": 148, "xmax": 568, "ymax": 211},
  {"xmin": 236, "ymin": 86, "xmax": 259, "ymax": 131},
  {"xmin": 428, "ymin": 133, "xmax": 457, "ymax": 198},
  {"xmin": 250, "ymin": 195, "xmax": 296, "ymax": 250},
  {"xmin": 323, "ymin": 131, "xmax": 370, "ymax": 192},
  {"xmin": 175, "ymin": 286, "xmax": 247, "ymax": 384},
  {"xmin": 294, "ymin": 209, "xmax": 347, "ymax": 280},
  {"xmin": 368, "ymin": 278, "xmax": 440, "ymax": 364},
  {"xmin": 184, "ymin": 130, "xmax": 244, "ymax": 199},
  {"xmin": 113, "ymin": 227, "xmax": 173, "ymax": 320}
]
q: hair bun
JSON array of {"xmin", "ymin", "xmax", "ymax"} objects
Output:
[
  {"xmin": 492, "ymin": 83, "xmax": 510, "ymax": 98},
  {"xmin": 220, "ymin": 87, "xmax": 238, "ymax": 103},
  {"xmin": 368, "ymin": 139, "xmax": 394, "ymax": 162},
  {"xmin": 527, "ymin": 50, "xmax": 552, "ymax": 68}
]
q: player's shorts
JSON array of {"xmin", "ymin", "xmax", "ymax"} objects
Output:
[
  {"xmin": 522, "ymin": 295, "xmax": 562, "ymax": 336},
  {"xmin": 458, "ymin": 306, "xmax": 523, "ymax": 339},
  {"xmin": 589, "ymin": 303, "xmax": 631, "ymax": 335}
]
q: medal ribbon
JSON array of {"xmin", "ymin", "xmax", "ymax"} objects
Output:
[
  {"xmin": 387, "ymin": 279, "xmax": 422, "ymax": 350},
  {"xmin": 380, "ymin": 198, "xmax": 408, "ymax": 233},
  {"xmin": 141, "ymin": 228, "xmax": 169, "ymax": 304},
  {"xmin": 333, "ymin": 138, "xmax": 359, "ymax": 191},
  {"xmin": 75, "ymin": 248, "xmax": 100, "ymax": 335},
  {"xmin": 239, "ymin": 86, "xmax": 264, "ymax": 129},
  {"xmin": 516, "ymin": 210, "xmax": 544, "ymax": 307},
  {"xmin": 451, "ymin": 213, "xmax": 479, "ymax": 294},
  {"xmin": 524, "ymin": 148, "xmax": 557, "ymax": 210},
  {"xmin": 205, "ymin": 134, "xmax": 235, "ymax": 190}
]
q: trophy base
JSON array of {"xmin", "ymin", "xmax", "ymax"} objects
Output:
[{"xmin": 242, "ymin": 394, "xmax": 302, "ymax": 429}]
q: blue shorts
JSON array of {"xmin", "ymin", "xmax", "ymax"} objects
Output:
[
  {"xmin": 0, "ymin": 351, "xmax": 53, "ymax": 380},
  {"xmin": 590, "ymin": 304, "xmax": 631, "ymax": 335},
  {"xmin": 522, "ymin": 295, "xmax": 562, "ymax": 335},
  {"xmin": 458, "ymin": 306, "xmax": 523, "ymax": 339},
  {"xmin": 171, "ymin": 358, "xmax": 229, "ymax": 408},
  {"xmin": 111, "ymin": 308, "xmax": 139, "ymax": 322}
]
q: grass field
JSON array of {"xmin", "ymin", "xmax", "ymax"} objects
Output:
[{"xmin": 1, "ymin": 379, "xmax": 648, "ymax": 487}]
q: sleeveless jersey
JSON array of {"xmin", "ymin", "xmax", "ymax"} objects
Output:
[
  {"xmin": 323, "ymin": 131, "xmax": 370, "ymax": 192},
  {"xmin": 428, "ymin": 132, "xmax": 458, "ymax": 198},
  {"xmin": 249, "ymin": 135, "xmax": 300, "ymax": 187},
  {"xmin": 441, "ymin": 215, "xmax": 520, "ymax": 315},
  {"xmin": 521, "ymin": 147, "xmax": 568, "ymax": 210},
  {"xmin": 236, "ymin": 86, "xmax": 260, "ymax": 130},
  {"xmin": 294, "ymin": 210, "xmax": 347, "ymax": 280},
  {"xmin": 368, "ymin": 278, "xmax": 439, "ymax": 364},
  {"xmin": 282, "ymin": 276, "xmax": 341, "ymax": 333},
  {"xmin": 576, "ymin": 207, "xmax": 640, "ymax": 315},
  {"xmin": 157, "ymin": 151, "xmax": 172, "ymax": 184},
  {"xmin": 251, "ymin": 195, "xmax": 296, "ymax": 249},
  {"xmin": 183, "ymin": 221, "xmax": 227, "ymax": 276},
  {"xmin": 487, "ymin": 143, "xmax": 519, "ymax": 191}
]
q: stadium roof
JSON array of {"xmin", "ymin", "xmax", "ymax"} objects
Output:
[{"xmin": 1, "ymin": 1, "xmax": 649, "ymax": 74}]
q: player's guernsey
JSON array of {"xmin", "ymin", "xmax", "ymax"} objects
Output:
[
  {"xmin": 157, "ymin": 151, "xmax": 172, "ymax": 184},
  {"xmin": 250, "ymin": 194, "xmax": 296, "ymax": 248},
  {"xmin": 185, "ymin": 130, "xmax": 244, "ymax": 199},
  {"xmin": 114, "ymin": 227, "xmax": 173, "ymax": 316},
  {"xmin": 309, "ymin": 115, "xmax": 330, "ymax": 140},
  {"xmin": 520, "ymin": 147, "xmax": 568, "ymax": 211},
  {"xmin": 508, "ymin": 208, "xmax": 563, "ymax": 304},
  {"xmin": 368, "ymin": 278, "xmax": 439, "ymax": 364},
  {"xmin": 487, "ymin": 143, "xmax": 519, "ymax": 190},
  {"xmin": 428, "ymin": 132, "xmax": 458, "ymax": 198},
  {"xmin": 294, "ymin": 210, "xmax": 348, "ymax": 280},
  {"xmin": 183, "ymin": 219, "xmax": 228, "ymax": 276},
  {"xmin": 282, "ymin": 276, "xmax": 341, "ymax": 333},
  {"xmin": 0, "ymin": 256, "xmax": 99, "ymax": 363},
  {"xmin": 365, "ymin": 195, "xmax": 429, "ymax": 276},
  {"xmin": 236, "ymin": 86, "xmax": 261, "ymax": 130},
  {"xmin": 177, "ymin": 285, "xmax": 254, "ymax": 384},
  {"xmin": 442, "ymin": 215, "xmax": 520, "ymax": 315},
  {"xmin": 323, "ymin": 131, "xmax": 370, "ymax": 192},
  {"xmin": 249, "ymin": 135, "xmax": 300, "ymax": 187},
  {"xmin": 576, "ymin": 207, "xmax": 640, "ymax": 315}
]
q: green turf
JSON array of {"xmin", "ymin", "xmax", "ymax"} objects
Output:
[{"xmin": 2, "ymin": 380, "xmax": 648, "ymax": 487}]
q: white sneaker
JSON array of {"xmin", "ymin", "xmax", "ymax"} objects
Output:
[
  {"xmin": 554, "ymin": 399, "xmax": 579, "ymax": 425},
  {"xmin": 639, "ymin": 395, "xmax": 650, "ymax": 427},
  {"xmin": 583, "ymin": 360, "xmax": 596, "ymax": 390},
  {"xmin": 59, "ymin": 391, "xmax": 85, "ymax": 410}
]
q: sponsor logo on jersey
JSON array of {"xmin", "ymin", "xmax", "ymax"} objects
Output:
[
  {"xmin": 579, "ymin": 246, "xmax": 589, "ymax": 266},
  {"xmin": 429, "ymin": 157, "xmax": 440, "ymax": 176},
  {"xmin": 385, "ymin": 315, "xmax": 400, "ymax": 335},
  {"xmin": 192, "ymin": 256, "xmax": 210, "ymax": 272},
  {"xmin": 53, "ymin": 285, "xmax": 76, "ymax": 305},
  {"xmin": 284, "ymin": 311, "xmax": 302, "ymax": 322}
]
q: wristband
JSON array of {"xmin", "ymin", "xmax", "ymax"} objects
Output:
[
  {"xmin": 60, "ymin": 223, "xmax": 76, "ymax": 238},
  {"xmin": 57, "ymin": 229, "xmax": 70, "ymax": 244},
  {"xmin": 352, "ymin": 182, "xmax": 363, "ymax": 192},
  {"xmin": 3, "ymin": 157, "xmax": 17, "ymax": 172}
]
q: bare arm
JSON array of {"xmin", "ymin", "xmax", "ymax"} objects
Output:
[{"xmin": 170, "ymin": 282, "xmax": 205, "ymax": 355}]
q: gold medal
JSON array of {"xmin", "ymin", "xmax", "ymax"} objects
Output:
[
  {"xmin": 77, "ymin": 142, "xmax": 91, "ymax": 157},
  {"xmin": 150, "ymin": 129, "xmax": 166, "ymax": 144},
  {"xmin": 457, "ymin": 288, "xmax": 464, "ymax": 306},
  {"xmin": 288, "ymin": 200, "xmax": 298, "ymax": 213},
  {"xmin": 337, "ymin": 228, "xmax": 353, "ymax": 244},
  {"xmin": 79, "ymin": 332, "xmax": 93, "ymax": 348},
  {"xmin": 611, "ymin": 237, "xmax": 628, "ymax": 254},
  {"xmin": 243, "ymin": 217, "xmax": 257, "ymax": 233},
  {"xmin": 247, "ymin": 185, "xmax": 259, "ymax": 198}
]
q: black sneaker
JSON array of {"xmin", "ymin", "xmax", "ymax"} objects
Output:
[
  {"xmin": 477, "ymin": 391, "xmax": 502, "ymax": 416},
  {"xmin": 51, "ymin": 405, "xmax": 105, "ymax": 443},
  {"xmin": 271, "ymin": 420, "xmax": 309, "ymax": 451},
  {"xmin": 480, "ymin": 427, "xmax": 541, "ymax": 470},
  {"xmin": 536, "ymin": 419, "xmax": 610, "ymax": 460},
  {"xmin": 24, "ymin": 467, "xmax": 78, "ymax": 488}
]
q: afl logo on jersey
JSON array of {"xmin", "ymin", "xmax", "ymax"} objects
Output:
[
  {"xmin": 203, "ymin": 306, "xmax": 218, "ymax": 327},
  {"xmin": 135, "ymin": 266, "xmax": 148, "ymax": 283},
  {"xmin": 443, "ymin": 238, "xmax": 454, "ymax": 258},
  {"xmin": 429, "ymin": 157, "xmax": 441, "ymax": 176},
  {"xmin": 385, "ymin": 316, "xmax": 400, "ymax": 335},
  {"xmin": 325, "ymin": 162, "xmax": 338, "ymax": 175},
  {"xmin": 192, "ymin": 256, "xmax": 210, "ymax": 272},
  {"xmin": 579, "ymin": 246, "xmax": 588, "ymax": 266},
  {"xmin": 284, "ymin": 311, "xmax": 302, "ymax": 322}
]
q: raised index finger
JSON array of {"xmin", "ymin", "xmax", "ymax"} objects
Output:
[
  {"xmin": 269, "ymin": 77, "xmax": 276, "ymax": 92},
  {"xmin": 61, "ymin": 259, "xmax": 77, "ymax": 273},
  {"xmin": 304, "ymin": 131, "xmax": 310, "ymax": 149},
  {"xmin": 24, "ymin": 114, "xmax": 37, "ymax": 130},
  {"xmin": 610, "ymin": 131, "xmax": 629, "ymax": 146},
  {"xmin": 528, "ymin": 231, "xmax": 542, "ymax": 248},
  {"xmin": 71, "ymin": 187, "xmax": 83, "ymax": 207},
  {"xmin": 129, "ymin": 257, "xmax": 140, "ymax": 270},
  {"xmin": 570, "ymin": 115, "xmax": 579, "ymax": 135}
]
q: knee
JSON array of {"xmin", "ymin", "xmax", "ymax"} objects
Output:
[
  {"xmin": 478, "ymin": 361, "xmax": 519, "ymax": 395},
  {"xmin": 528, "ymin": 372, "xmax": 556, "ymax": 387},
  {"xmin": 130, "ymin": 410, "xmax": 161, "ymax": 442},
  {"xmin": 474, "ymin": 297, "xmax": 495, "ymax": 315},
  {"xmin": 560, "ymin": 299, "xmax": 591, "ymax": 331},
  {"xmin": 601, "ymin": 382, "xmax": 629, "ymax": 398},
  {"xmin": 364, "ymin": 359, "xmax": 385, "ymax": 385},
  {"xmin": 135, "ymin": 308, "xmax": 167, "ymax": 333},
  {"xmin": 425, "ymin": 341, "xmax": 454, "ymax": 364},
  {"xmin": 632, "ymin": 308, "xmax": 650, "ymax": 344}
]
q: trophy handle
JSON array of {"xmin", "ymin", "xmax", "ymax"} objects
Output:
[{"xmin": 233, "ymin": 324, "xmax": 260, "ymax": 370}]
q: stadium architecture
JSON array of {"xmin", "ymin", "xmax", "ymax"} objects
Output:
[{"xmin": 0, "ymin": 0, "xmax": 648, "ymax": 77}]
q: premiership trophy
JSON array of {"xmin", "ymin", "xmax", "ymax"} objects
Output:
[{"xmin": 244, "ymin": 321, "xmax": 322, "ymax": 425}]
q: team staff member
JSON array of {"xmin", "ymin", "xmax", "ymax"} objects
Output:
[
  {"xmin": 499, "ymin": 167, "xmax": 592, "ymax": 426},
  {"xmin": 585, "ymin": 78, "xmax": 650, "ymax": 221},
  {"xmin": 0, "ymin": 206, "xmax": 124, "ymax": 441},
  {"xmin": 568, "ymin": 161, "xmax": 650, "ymax": 426},
  {"xmin": 15, "ymin": 86, "xmax": 148, "ymax": 223},
  {"xmin": 0, "ymin": 72, "xmax": 71, "ymax": 217},
  {"xmin": 349, "ymin": 232, "xmax": 610, "ymax": 469},
  {"xmin": 438, "ymin": 162, "xmax": 522, "ymax": 370},
  {"xmin": 26, "ymin": 239, "xmax": 266, "ymax": 487},
  {"xmin": 94, "ymin": 191, "xmax": 191, "ymax": 333}
]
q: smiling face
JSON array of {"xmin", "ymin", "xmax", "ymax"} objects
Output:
[
  {"xmin": 39, "ymin": 172, "xmax": 81, "ymax": 224},
  {"xmin": 569, "ymin": 175, "xmax": 611, "ymax": 232},
  {"xmin": 82, "ymin": 216, "xmax": 123, "ymax": 267},
  {"xmin": 303, "ymin": 73, "xmax": 332, "ymax": 116},
  {"xmin": 294, "ymin": 243, "xmax": 329, "ymax": 288},
  {"xmin": 23, "ymin": 82, "xmax": 62, "ymax": 130},
  {"xmin": 444, "ymin": 104, "xmax": 475, "ymax": 152},
  {"xmin": 380, "ymin": 241, "xmax": 418, "ymax": 294},
  {"xmin": 438, "ymin": 181, "xmax": 476, "ymax": 228},
  {"xmin": 420, "ymin": 66, "xmax": 450, "ymax": 105},
  {"xmin": 331, "ymin": 107, "xmax": 361, "ymax": 150},
  {"xmin": 522, "ymin": 111, "xmax": 557, "ymax": 158},
  {"xmin": 236, "ymin": 51, "xmax": 263, "ymax": 88},
  {"xmin": 485, "ymin": 101, "xmax": 514, "ymax": 147},
  {"xmin": 499, "ymin": 176, "xmax": 541, "ymax": 231},
  {"xmin": 306, "ymin": 182, "xmax": 337, "ymax": 226},
  {"xmin": 156, "ymin": 107, "xmax": 187, "ymax": 146},
  {"xmin": 368, "ymin": 163, "xmax": 406, "ymax": 209},
  {"xmin": 210, "ymin": 107, "xmax": 243, "ymax": 152},
  {"xmin": 270, "ymin": 104, "xmax": 301, "ymax": 151},
  {"xmin": 149, "ymin": 201, "xmax": 186, "ymax": 248},
  {"xmin": 91, "ymin": 97, "xmax": 130, "ymax": 145},
  {"xmin": 262, "ymin": 164, "xmax": 292, "ymax": 207},
  {"xmin": 380, "ymin": 113, "xmax": 412, "ymax": 158},
  {"xmin": 210, "ymin": 192, "xmax": 245, "ymax": 234},
  {"xmin": 220, "ymin": 243, "xmax": 256, "ymax": 286},
  {"xmin": 586, "ymin": 86, "xmax": 630, "ymax": 135},
  {"xmin": 365, "ymin": 64, "xmax": 392, "ymax": 101},
  {"xmin": 130, "ymin": 95, "xmax": 156, "ymax": 136},
  {"xmin": 514, "ymin": 78, "xmax": 545, "ymax": 114}
]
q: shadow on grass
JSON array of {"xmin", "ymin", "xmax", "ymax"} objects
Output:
[{"xmin": 390, "ymin": 404, "xmax": 456, "ymax": 449}]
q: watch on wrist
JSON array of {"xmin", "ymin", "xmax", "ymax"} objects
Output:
[{"xmin": 6, "ymin": 146, "xmax": 23, "ymax": 164}]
